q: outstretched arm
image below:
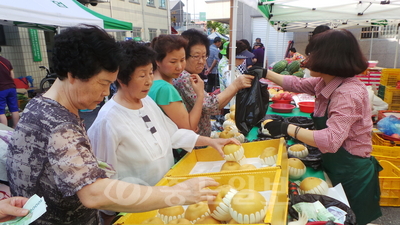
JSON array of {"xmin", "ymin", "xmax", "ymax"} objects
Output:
[{"xmin": 77, "ymin": 177, "xmax": 219, "ymax": 213}]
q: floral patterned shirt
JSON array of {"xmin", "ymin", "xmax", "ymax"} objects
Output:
[
  {"xmin": 217, "ymin": 56, "xmax": 242, "ymax": 92},
  {"xmin": 7, "ymin": 96, "xmax": 107, "ymax": 225},
  {"xmin": 173, "ymin": 70, "xmax": 221, "ymax": 136}
]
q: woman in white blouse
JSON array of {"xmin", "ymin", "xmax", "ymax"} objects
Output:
[{"xmin": 88, "ymin": 41, "xmax": 238, "ymax": 186}]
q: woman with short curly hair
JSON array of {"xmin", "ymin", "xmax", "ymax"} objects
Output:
[{"xmin": 173, "ymin": 29, "xmax": 253, "ymax": 136}]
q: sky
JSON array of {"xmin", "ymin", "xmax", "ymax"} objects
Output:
[{"xmin": 184, "ymin": 0, "xmax": 207, "ymax": 20}]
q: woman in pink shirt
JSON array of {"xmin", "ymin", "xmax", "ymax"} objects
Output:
[{"xmin": 262, "ymin": 29, "xmax": 381, "ymax": 225}]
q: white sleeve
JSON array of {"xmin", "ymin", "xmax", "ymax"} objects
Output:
[
  {"xmin": 171, "ymin": 129, "xmax": 199, "ymax": 153},
  {"xmin": 87, "ymin": 117, "xmax": 120, "ymax": 179}
]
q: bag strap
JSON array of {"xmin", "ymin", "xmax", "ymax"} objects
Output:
[
  {"xmin": 18, "ymin": 77, "xmax": 28, "ymax": 85},
  {"xmin": 0, "ymin": 60, "xmax": 10, "ymax": 71}
]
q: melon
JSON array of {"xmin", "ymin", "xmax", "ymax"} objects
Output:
[
  {"xmin": 293, "ymin": 70, "xmax": 305, "ymax": 78},
  {"xmin": 287, "ymin": 60, "xmax": 301, "ymax": 74},
  {"xmin": 272, "ymin": 60, "xmax": 288, "ymax": 73},
  {"xmin": 280, "ymin": 70, "xmax": 290, "ymax": 75}
]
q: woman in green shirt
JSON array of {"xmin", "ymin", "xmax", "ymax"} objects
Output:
[{"xmin": 149, "ymin": 35, "xmax": 204, "ymax": 132}]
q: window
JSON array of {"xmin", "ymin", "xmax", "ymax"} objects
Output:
[
  {"xmin": 361, "ymin": 27, "xmax": 379, "ymax": 39},
  {"xmin": 132, "ymin": 27, "xmax": 142, "ymax": 39},
  {"xmin": 159, "ymin": 0, "xmax": 166, "ymax": 8},
  {"xmin": 361, "ymin": 25, "xmax": 399, "ymax": 39},
  {"xmin": 129, "ymin": 0, "xmax": 139, "ymax": 3},
  {"xmin": 149, "ymin": 28, "xmax": 157, "ymax": 41},
  {"xmin": 160, "ymin": 29, "xmax": 168, "ymax": 35},
  {"xmin": 116, "ymin": 32, "xmax": 127, "ymax": 41},
  {"xmin": 147, "ymin": 0, "xmax": 154, "ymax": 6}
]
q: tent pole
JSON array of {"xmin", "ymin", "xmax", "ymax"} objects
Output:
[
  {"xmin": 166, "ymin": 0, "xmax": 171, "ymax": 34},
  {"xmin": 275, "ymin": 30, "xmax": 279, "ymax": 62},
  {"xmin": 263, "ymin": 22, "xmax": 270, "ymax": 68},
  {"xmin": 369, "ymin": 26, "xmax": 374, "ymax": 61},
  {"xmin": 395, "ymin": 26, "xmax": 399, "ymax": 68},
  {"xmin": 141, "ymin": 1, "xmax": 147, "ymax": 41},
  {"xmin": 229, "ymin": 0, "xmax": 238, "ymax": 107},
  {"xmin": 186, "ymin": 0, "xmax": 189, "ymax": 30},
  {"xmin": 282, "ymin": 32, "xmax": 285, "ymax": 60}
]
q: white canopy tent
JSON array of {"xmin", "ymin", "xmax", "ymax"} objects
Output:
[
  {"xmin": 0, "ymin": 0, "xmax": 132, "ymax": 31},
  {"xmin": 246, "ymin": 0, "xmax": 400, "ymax": 68},
  {"xmin": 258, "ymin": 0, "xmax": 400, "ymax": 31}
]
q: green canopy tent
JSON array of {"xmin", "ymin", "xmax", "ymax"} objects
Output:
[
  {"xmin": 74, "ymin": 0, "xmax": 132, "ymax": 31},
  {"xmin": 0, "ymin": 0, "xmax": 132, "ymax": 32}
]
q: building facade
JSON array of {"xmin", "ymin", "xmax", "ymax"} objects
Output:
[
  {"xmin": 87, "ymin": 0, "xmax": 169, "ymax": 42},
  {"xmin": 0, "ymin": 0, "xmax": 170, "ymax": 88}
]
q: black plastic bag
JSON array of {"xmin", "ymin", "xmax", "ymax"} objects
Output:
[
  {"xmin": 235, "ymin": 68, "xmax": 269, "ymax": 136},
  {"xmin": 288, "ymin": 141, "xmax": 323, "ymax": 170},
  {"xmin": 284, "ymin": 116, "xmax": 314, "ymax": 129},
  {"xmin": 288, "ymin": 193, "xmax": 357, "ymax": 225}
]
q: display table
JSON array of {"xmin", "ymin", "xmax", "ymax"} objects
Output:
[
  {"xmin": 246, "ymin": 107, "xmax": 325, "ymax": 181},
  {"xmin": 246, "ymin": 106, "xmax": 311, "ymax": 142},
  {"xmin": 267, "ymin": 105, "xmax": 311, "ymax": 118}
]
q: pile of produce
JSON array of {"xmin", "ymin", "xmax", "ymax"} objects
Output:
[
  {"xmin": 210, "ymin": 105, "xmax": 245, "ymax": 143},
  {"xmin": 272, "ymin": 60, "xmax": 304, "ymax": 77},
  {"xmin": 143, "ymin": 178, "xmax": 268, "ymax": 224},
  {"xmin": 270, "ymin": 91, "xmax": 293, "ymax": 101}
]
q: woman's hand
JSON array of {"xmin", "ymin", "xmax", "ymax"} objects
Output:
[
  {"xmin": 0, "ymin": 197, "xmax": 29, "ymax": 222},
  {"xmin": 208, "ymin": 138, "xmax": 241, "ymax": 157},
  {"xmin": 232, "ymin": 74, "xmax": 254, "ymax": 90},
  {"xmin": 189, "ymin": 74, "xmax": 205, "ymax": 97},
  {"xmin": 171, "ymin": 177, "xmax": 219, "ymax": 204}
]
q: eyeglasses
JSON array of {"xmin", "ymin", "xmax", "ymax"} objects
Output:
[{"xmin": 189, "ymin": 55, "xmax": 208, "ymax": 61}]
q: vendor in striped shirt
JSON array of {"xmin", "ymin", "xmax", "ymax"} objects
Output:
[{"xmin": 262, "ymin": 29, "xmax": 382, "ymax": 225}]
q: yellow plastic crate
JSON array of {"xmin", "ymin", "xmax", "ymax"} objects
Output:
[
  {"xmin": 388, "ymin": 103, "xmax": 400, "ymax": 110},
  {"xmin": 164, "ymin": 138, "xmax": 286, "ymax": 178},
  {"xmin": 374, "ymin": 155, "xmax": 400, "ymax": 168},
  {"xmin": 372, "ymin": 145, "xmax": 400, "ymax": 168},
  {"xmin": 372, "ymin": 145, "xmax": 400, "ymax": 157},
  {"xmin": 114, "ymin": 169, "xmax": 288, "ymax": 225},
  {"xmin": 383, "ymin": 86, "xmax": 400, "ymax": 105},
  {"xmin": 372, "ymin": 131, "xmax": 400, "ymax": 146},
  {"xmin": 380, "ymin": 68, "xmax": 400, "ymax": 87},
  {"xmin": 379, "ymin": 160, "xmax": 400, "ymax": 206}
]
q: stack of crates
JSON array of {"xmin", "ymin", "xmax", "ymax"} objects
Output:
[
  {"xmin": 377, "ymin": 160, "xmax": 400, "ymax": 206},
  {"xmin": 371, "ymin": 129, "xmax": 400, "ymax": 206},
  {"xmin": 356, "ymin": 68, "xmax": 382, "ymax": 87},
  {"xmin": 377, "ymin": 68, "xmax": 400, "ymax": 110}
]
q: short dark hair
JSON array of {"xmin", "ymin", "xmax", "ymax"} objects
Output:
[
  {"xmin": 305, "ymin": 29, "xmax": 367, "ymax": 77},
  {"xmin": 0, "ymin": 46, "xmax": 2, "ymax": 53},
  {"xmin": 240, "ymin": 39, "xmax": 252, "ymax": 52},
  {"xmin": 181, "ymin": 29, "xmax": 210, "ymax": 59},
  {"xmin": 52, "ymin": 25, "xmax": 121, "ymax": 81},
  {"xmin": 289, "ymin": 48, "xmax": 297, "ymax": 53},
  {"xmin": 150, "ymin": 34, "xmax": 188, "ymax": 62},
  {"xmin": 213, "ymin": 37, "xmax": 222, "ymax": 43},
  {"xmin": 116, "ymin": 40, "xmax": 157, "ymax": 89},
  {"xmin": 226, "ymin": 40, "xmax": 247, "ymax": 60},
  {"xmin": 312, "ymin": 25, "xmax": 331, "ymax": 37}
]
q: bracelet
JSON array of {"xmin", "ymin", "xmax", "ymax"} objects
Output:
[{"xmin": 294, "ymin": 126, "xmax": 301, "ymax": 139}]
